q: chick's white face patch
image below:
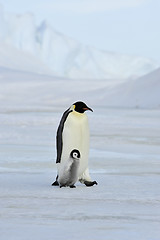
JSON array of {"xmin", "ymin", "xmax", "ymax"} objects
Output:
[{"xmin": 73, "ymin": 152, "xmax": 78, "ymax": 159}]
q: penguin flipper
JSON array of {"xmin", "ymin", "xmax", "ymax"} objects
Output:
[{"xmin": 56, "ymin": 108, "xmax": 72, "ymax": 163}]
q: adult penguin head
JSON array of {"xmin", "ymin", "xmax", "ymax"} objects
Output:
[{"xmin": 73, "ymin": 101, "xmax": 93, "ymax": 113}]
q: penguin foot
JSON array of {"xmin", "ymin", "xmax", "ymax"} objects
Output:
[
  {"xmin": 70, "ymin": 185, "xmax": 76, "ymax": 188},
  {"xmin": 59, "ymin": 185, "xmax": 76, "ymax": 188},
  {"xmin": 84, "ymin": 180, "xmax": 98, "ymax": 187},
  {"xmin": 52, "ymin": 175, "xmax": 59, "ymax": 186},
  {"xmin": 52, "ymin": 180, "xmax": 59, "ymax": 186}
]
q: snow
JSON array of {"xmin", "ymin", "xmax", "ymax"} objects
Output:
[
  {"xmin": 0, "ymin": 43, "xmax": 54, "ymax": 75},
  {"xmin": 91, "ymin": 67, "xmax": 160, "ymax": 108},
  {"xmin": 0, "ymin": 5, "xmax": 159, "ymax": 79},
  {"xmin": 6, "ymin": 13, "xmax": 37, "ymax": 54},
  {"xmin": 0, "ymin": 4, "xmax": 7, "ymax": 41},
  {"xmin": 0, "ymin": 68, "xmax": 160, "ymax": 240}
]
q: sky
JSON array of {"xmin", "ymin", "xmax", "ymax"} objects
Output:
[{"xmin": 0, "ymin": 0, "xmax": 160, "ymax": 62}]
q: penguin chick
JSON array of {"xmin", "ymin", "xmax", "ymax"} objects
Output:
[{"xmin": 58, "ymin": 149, "xmax": 80, "ymax": 188}]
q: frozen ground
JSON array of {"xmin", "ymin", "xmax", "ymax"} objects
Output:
[
  {"xmin": 0, "ymin": 103, "xmax": 160, "ymax": 239},
  {"xmin": 0, "ymin": 67, "xmax": 160, "ymax": 239}
]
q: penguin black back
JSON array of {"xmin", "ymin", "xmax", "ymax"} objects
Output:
[{"xmin": 56, "ymin": 108, "xmax": 72, "ymax": 163}]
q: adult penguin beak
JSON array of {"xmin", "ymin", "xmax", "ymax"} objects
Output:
[{"xmin": 83, "ymin": 106, "xmax": 93, "ymax": 112}]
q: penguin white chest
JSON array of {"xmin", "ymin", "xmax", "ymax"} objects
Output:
[{"xmin": 61, "ymin": 111, "xmax": 89, "ymax": 175}]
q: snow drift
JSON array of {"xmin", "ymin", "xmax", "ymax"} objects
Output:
[{"xmin": 91, "ymin": 67, "xmax": 160, "ymax": 108}]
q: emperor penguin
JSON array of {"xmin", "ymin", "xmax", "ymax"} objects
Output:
[
  {"xmin": 58, "ymin": 149, "xmax": 80, "ymax": 188},
  {"xmin": 52, "ymin": 101, "xmax": 97, "ymax": 187}
]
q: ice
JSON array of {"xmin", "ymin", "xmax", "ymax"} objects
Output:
[
  {"xmin": 0, "ymin": 5, "xmax": 159, "ymax": 79},
  {"xmin": 0, "ymin": 44, "xmax": 54, "ymax": 75},
  {"xmin": 0, "ymin": 107, "xmax": 160, "ymax": 240},
  {"xmin": 0, "ymin": 68, "xmax": 160, "ymax": 239},
  {"xmin": 6, "ymin": 13, "xmax": 37, "ymax": 54},
  {"xmin": 0, "ymin": 4, "xmax": 7, "ymax": 41}
]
